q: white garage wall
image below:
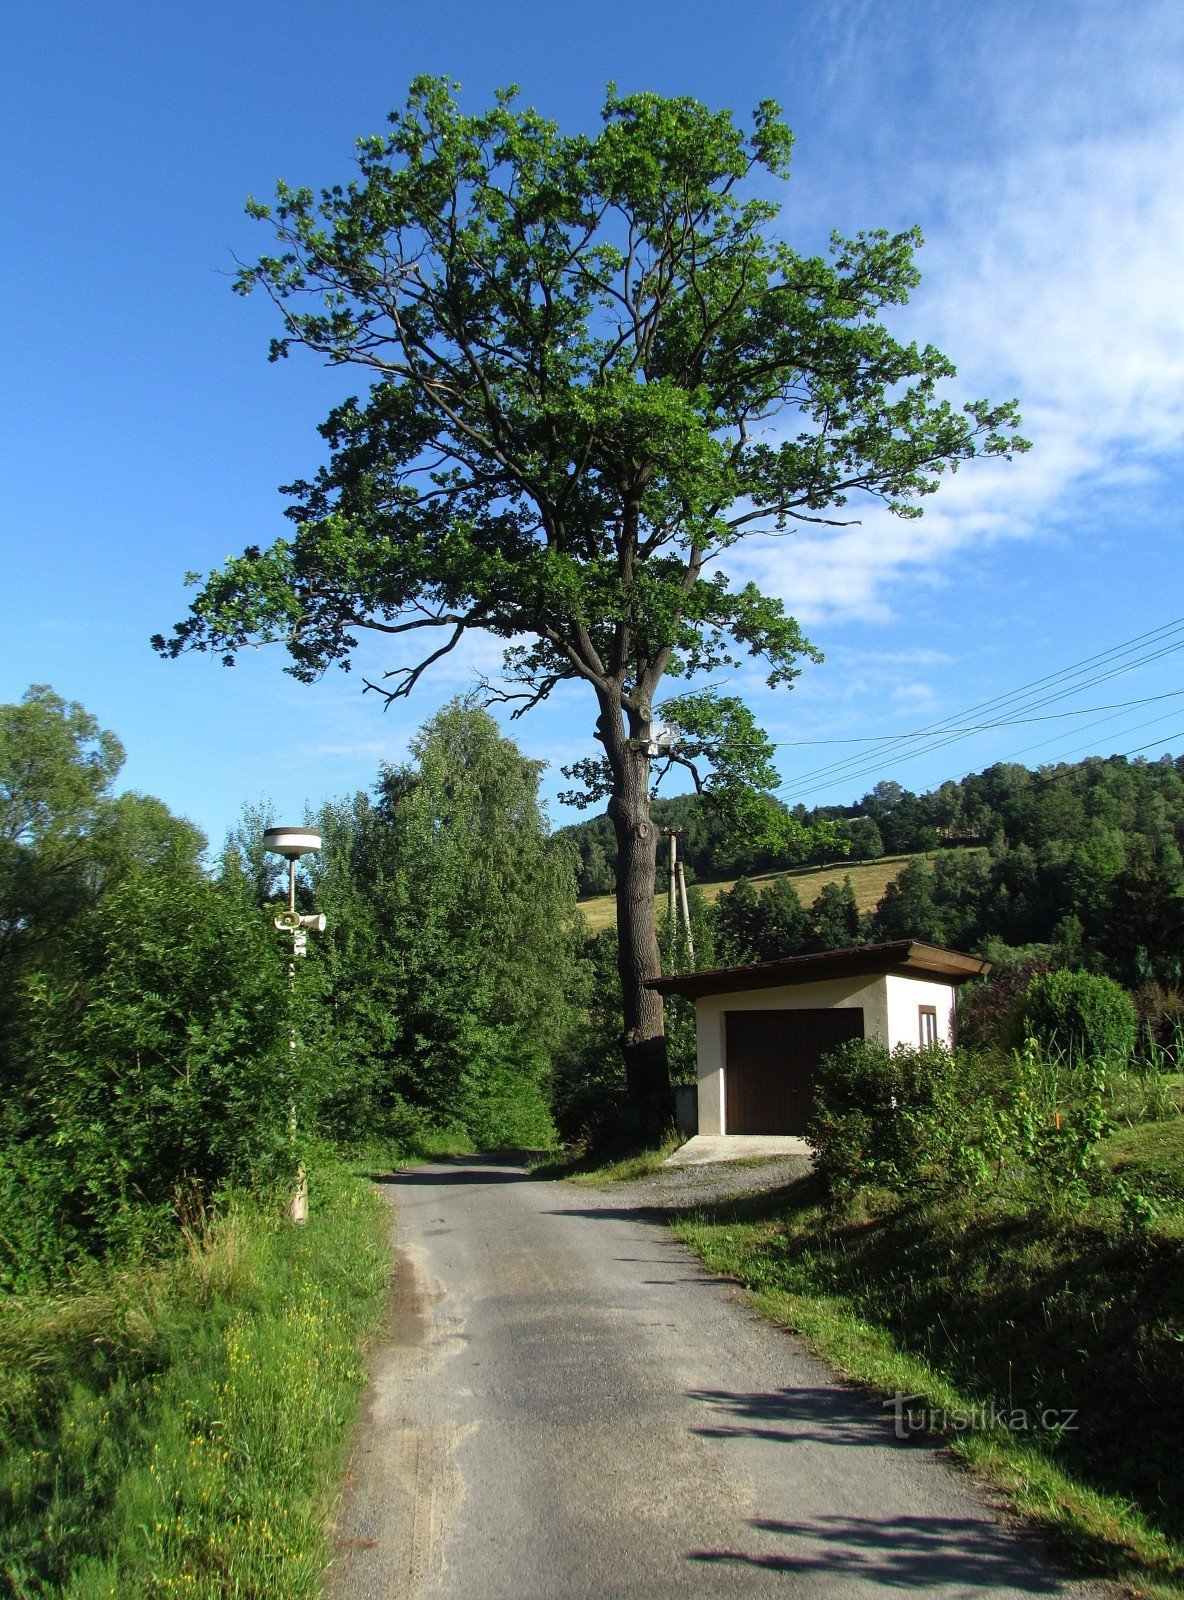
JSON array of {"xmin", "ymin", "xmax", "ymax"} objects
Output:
[
  {"xmin": 694, "ymin": 971, "xmax": 959, "ymax": 1135},
  {"xmin": 695, "ymin": 975, "xmax": 887, "ymax": 1137},
  {"xmin": 884, "ymin": 973, "xmax": 957, "ymax": 1052}
]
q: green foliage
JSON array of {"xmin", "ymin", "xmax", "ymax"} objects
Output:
[
  {"xmin": 711, "ymin": 870, "xmax": 865, "ymax": 964},
  {"xmin": 711, "ymin": 874, "xmax": 765, "ymax": 964},
  {"xmin": 808, "ymin": 876, "xmax": 864, "ymax": 952},
  {"xmin": 551, "ymin": 927, "xmax": 630, "ymax": 1148},
  {"xmin": 0, "ymin": 688, "xmax": 286, "ymax": 1288},
  {"xmin": 841, "ymin": 815, "xmax": 884, "ymax": 861},
  {"xmin": 1134, "ymin": 981, "xmax": 1184, "ymax": 1066},
  {"xmin": 810, "ymin": 1023, "xmax": 1135, "ymax": 1211},
  {"xmin": 658, "ymin": 883, "xmax": 716, "ymax": 1087},
  {"xmin": 0, "ymin": 1143, "xmax": 88, "ymax": 1294},
  {"xmin": 565, "ymin": 752, "xmax": 1184, "ymax": 1010},
  {"xmin": 867, "ymin": 856, "xmax": 942, "ymax": 942},
  {"xmin": 580, "ymin": 838, "xmax": 615, "ymax": 896},
  {"xmin": 215, "ymin": 796, "xmax": 284, "ymax": 908},
  {"xmin": 3, "ymin": 871, "xmax": 291, "ymax": 1282},
  {"xmin": 160, "ymin": 81, "xmax": 1019, "ymax": 706},
  {"xmin": 0, "ymin": 685, "xmax": 125, "ymax": 861},
  {"xmin": 561, "ymin": 789, "xmax": 846, "ymax": 892},
  {"xmin": 302, "ymin": 703, "xmax": 581, "ymax": 1149},
  {"xmin": 954, "ymin": 940, "xmax": 1052, "ymax": 1053},
  {"xmin": 657, "ymin": 692, "xmax": 839, "ymax": 860},
  {"xmin": 994, "ymin": 1041, "xmax": 1113, "ymax": 1198},
  {"xmin": 808, "ymin": 1038, "xmax": 990, "ymax": 1197},
  {"xmin": 1016, "ymin": 967, "xmax": 1138, "ymax": 1066},
  {"xmin": 0, "ymin": 686, "xmax": 126, "ymax": 998},
  {"xmin": 0, "ymin": 1156, "xmax": 389, "ymax": 1598}
]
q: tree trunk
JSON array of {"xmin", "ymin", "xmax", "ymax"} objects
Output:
[{"xmin": 608, "ymin": 738, "xmax": 673, "ymax": 1143}]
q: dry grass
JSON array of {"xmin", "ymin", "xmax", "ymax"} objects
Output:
[{"xmin": 577, "ymin": 852, "xmax": 944, "ymax": 933}]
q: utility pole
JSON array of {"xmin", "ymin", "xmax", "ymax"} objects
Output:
[
  {"xmin": 659, "ymin": 828, "xmax": 694, "ymax": 966},
  {"xmin": 668, "ymin": 827, "xmax": 678, "ymax": 935},
  {"xmin": 677, "ymin": 850, "xmax": 695, "ymax": 965}
]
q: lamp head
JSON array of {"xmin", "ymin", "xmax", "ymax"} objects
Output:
[{"xmin": 262, "ymin": 826, "xmax": 322, "ymax": 861}]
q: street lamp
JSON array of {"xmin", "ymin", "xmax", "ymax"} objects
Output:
[{"xmin": 263, "ymin": 825, "xmax": 325, "ymax": 1223}]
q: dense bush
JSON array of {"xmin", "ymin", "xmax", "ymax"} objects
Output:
[
  {"xmin": 2, "ymin": 871, "xmax": 291, "ymax": 1285},
  {"xmin": 1132, "ymin": 980, "xmax": 1184, "ymax": 1066},
  {"xmin": 997, "ymin": 1040, "xmax": 1112, "ymax": 1198},
  {"xmin": 712, "ymin": 872, "xmax": 865, "ymax": 965},
  {"xmin": 809, "ymin": 1028, "xmax": 1132, "ymax": 1208},
  {"xmin": 807, "ymin": 1038, "xmax": 991, "ymax": 1197},
  {"xmin": 954, "ymin": 939, "xmax": 1052, "ymax": 1052},
  {"xmin": 1016, "ymin": 968, "xmax": 1137, "ymax": 1065},
  {"xmin": 551, "ymin": 927, "xmax": 630, "ymax": 1148}
]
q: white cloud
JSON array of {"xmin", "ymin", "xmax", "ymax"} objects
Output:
[{"xmin": 733, "ymin": 9, "xmax": 1184, "ymax": 627}]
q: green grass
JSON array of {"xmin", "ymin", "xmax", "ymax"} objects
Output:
[
  {"xmin": 0, "ymin": 1152, "xmax": 392, "ymax": 1599},
  {"xmin": 531, "ymin": 1135, "xmax": 682, "ymax": 1184},
  {"xmin": 576, "ymin": 851, "xmax": 956, "ymax": 933},
  {"xmin": 670, "ymin": 1115, "xmax": 1184, "ymax": 1599}
]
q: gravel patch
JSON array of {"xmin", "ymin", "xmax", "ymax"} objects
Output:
[{"xmin": 584, "ymin": 1153, "xmax": 814, "ymax": 1213}]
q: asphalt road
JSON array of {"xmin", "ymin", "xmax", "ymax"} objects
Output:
[{"xmin": 328, "ymin": 1156, "xmax": 1102, "ymax": 1600}]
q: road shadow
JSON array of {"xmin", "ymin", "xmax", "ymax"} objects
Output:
[
  {"xmin": 687, "ymin": 1383, "xmax": 906, "ymax": 1450},
  {"xmin": 686, "ymin": 1512, "xmax": 1063, "ymax": 1592},
  {"xmin": 543, "ymin": 1203, "xmax": 666, "ymax": 1222},
  {"xmin": 367, "ymin": 1152, "xmax": 542, "ymax": 1186}
]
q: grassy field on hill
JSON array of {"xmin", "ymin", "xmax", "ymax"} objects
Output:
[{"xmin": 576, "ymin": 852, "xmax": 939, "ymax": 935}]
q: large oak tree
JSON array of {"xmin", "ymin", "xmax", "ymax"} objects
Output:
[{"xmin": 156, "ymin": 80, "xmax": 1026, "ymax": 1135}]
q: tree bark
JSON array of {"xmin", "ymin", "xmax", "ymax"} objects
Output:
[{"xmin": 607, "ymin": 734, "xmax": 673, "ymax": 1143}]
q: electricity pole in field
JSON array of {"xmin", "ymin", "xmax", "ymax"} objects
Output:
[{"xmin": 659, "ymin": 828, "xmax": 694, "ymax": 965}]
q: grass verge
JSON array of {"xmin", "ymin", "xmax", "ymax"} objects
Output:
[
  {"xmin": 0, "ymin": 1152, "xmax": 391, "ymax": 1599},
  {"xmin": 672, "ymin": 1149, "xmax": 1184, "ymax": 1600},
  {"xmin": 530, "ymin": 1134, "xmax": 682, "ymax": 1184}
]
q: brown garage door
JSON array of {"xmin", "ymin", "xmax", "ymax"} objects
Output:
[{"xmin": 725, "ymin": 1009, "xmax": 865, "ymax": 1134}]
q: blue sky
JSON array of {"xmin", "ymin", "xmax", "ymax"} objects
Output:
[{"xmin": 4, "ymin": 0, "xmax": 1183, "ymax": 852}]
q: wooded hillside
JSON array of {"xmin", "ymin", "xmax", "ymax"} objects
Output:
[{"xmin": 563, "ymin": 753, "xmax": 1184, "ymax": 988}]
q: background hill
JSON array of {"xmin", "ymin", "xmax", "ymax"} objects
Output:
[
  {"xmin": 563, "ymin": 753, "xmax": 1184, "ymax": 991},
  {"xmin": 576, "ymin": 853, "xmax": 931, "ymax": 934}
]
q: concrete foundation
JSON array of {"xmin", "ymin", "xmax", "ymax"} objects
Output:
[{"xmin": 663, "ymin": 1134, "xmax": 813, "ymax": 1167}]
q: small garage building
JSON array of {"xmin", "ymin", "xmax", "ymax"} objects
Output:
[{"xmin": 650, "ymin": 940, "xmax": 989, "ymax": 1138}]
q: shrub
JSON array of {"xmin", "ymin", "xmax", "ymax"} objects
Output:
[
  {"xmin": 809, "ymin": 1033, "xmax": 1118, "ymax": 1206},
  {"xmin": 550, "ymin": 928, "xmax": 626, "ymax": 1148},
  {"xmin": 1016, "ymin": 968, "xmax": 1137, "ymax": 1066},
  {"xmin": 954, "ymin": 939, "xmax": 1052, "ymax": 1052},
  {"xmin": 991, "ymin": 1039, "xmax": 1113, "ymax": 1199},
  {"xmin": 5, "ymin": 869, "xmax": 292, "ymax": 1270},
  {"xmin": 1132, "ymin": 980, "xmax": 1184, "ymax": 1068},
  {"xmin": 808, "ymin": 1037, "xmax": 989, "ymax": 1197}
]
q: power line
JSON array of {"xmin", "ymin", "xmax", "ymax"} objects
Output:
[
  {"xmin": 999, "ymin": 707, "xmax": 1184, "ymax": 769},
  {"xmin": 776, "ymin": 615, "xmax": 1184, "ymax": 802},
  {"xmin": 772, "ymin": 686, "xmax": 1184, "ymax": 746},
  {"xmin": 1114, "ymin": 731, "xmax": 1184, "ymax": 761},
  {"xmin": 781, "ymin": 627, "xmax": 1184, "ymax": 794}
]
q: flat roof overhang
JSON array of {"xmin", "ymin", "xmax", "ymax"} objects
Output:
[{"xmin": 647, "ymin": 939, "xmax": 991, "ymax": 1001}]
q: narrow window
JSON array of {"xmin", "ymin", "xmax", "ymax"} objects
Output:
[{"xmin": 919, "ymin": 1005, "xmax": 938, "ymax": 1048}]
